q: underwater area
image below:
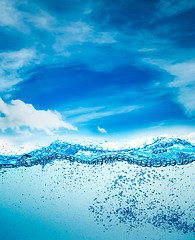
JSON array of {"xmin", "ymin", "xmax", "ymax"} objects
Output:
[{"xmin": 0, "ymin": 137, "xmax": 195, "ymax": 240}]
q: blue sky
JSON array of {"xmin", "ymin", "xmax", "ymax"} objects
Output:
[{"xmin": 0, "ymin": 0, "xmax": 195, "ymax": 141}]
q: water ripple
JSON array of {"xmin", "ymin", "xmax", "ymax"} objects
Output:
[{"xmin": 0, "ymin": 137, "xmax": 194, "ymax": 169}]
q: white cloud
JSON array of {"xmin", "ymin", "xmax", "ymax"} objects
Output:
[
  {"xmin": 177, "ymin": 86, "xmax": 195, "ymax": 115},
  {"xmin": 0, "ymin": 48, "xmax": 36, "ymax": 70},
  {"xmin": 167, "ymin": 62, "xmax": 195, "ymax": 87},
  {"xmin": 53, "ymin": 21, "xmax": 116, "ymax": 52},
  {"xmin": 0, "ymin": 48, "xmax": 38, "ymax": 92},
  {"xmin": 27, "ymin": 9, "xmax": 57, "ymax": 30},
  {"xmin": 164, "ymin": 61, "xmax": 195, "ymax": 115},
  {"xmin": 143, "ymin": 58, "xmax": 195, "ymax": 116},
  {"xmin": 0, "ymin": 0, "xmax": 56, "ymax": 32},
  {"xmin": 98, "ymin": 126, "xmax": 107, "ymax": 134},
  {"xmin": 0, "ymin": 0, "xmax": 21, "ymax": 28},
  {"xmin": 0, "ymin": 98, "xmax": 77, "ymax": 134},
  {"xmin": 163, "ymin": 61, "xmax": 195, "ymax": 116}
]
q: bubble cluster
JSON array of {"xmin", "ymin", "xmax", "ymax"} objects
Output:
[{"xmin": 88, "ymin": 165, "xmax": 195, "ymax": 234}]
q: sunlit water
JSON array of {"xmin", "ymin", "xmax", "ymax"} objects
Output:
[{"xmin": 0, "ymin": 137, "xmax": 194, "ymax": 240}]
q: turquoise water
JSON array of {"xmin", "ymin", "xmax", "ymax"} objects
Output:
[{"xmin": 0, "ymin": 137, "xmax": 194, "ymax": 240}]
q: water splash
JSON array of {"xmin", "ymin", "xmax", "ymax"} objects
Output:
[{"xmin": 0, "ymin": 137, "xmax": 194, "ymax": 169}]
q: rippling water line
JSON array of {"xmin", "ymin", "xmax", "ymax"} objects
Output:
[{"xmin": 0, "ymin": 137, "xmax": 194, "ymax": 169}]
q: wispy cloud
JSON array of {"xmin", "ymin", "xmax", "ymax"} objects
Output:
[
  {"xmin": 68, "ymin": 105, "xmax": 141, "ymax": 123},
  {"xmin": 143, "ymin": 58, "xmax": 195, "ymax": 116},
  {"xmin": 0, "ymin": 0, "xmax": 22, "ymax": 29},
  {"xmin": 63, "ymin": 106, "xmax": 105, "ymax": 117},
  {"xmin": 0, "ymin": 48, "xmax": 38, "ymax": 92},
  {"xmin": 53, "ymin": 21, "xmax": 116, "ymax": 54},
  {"xmin": 0, "ymin": 0, "xmax": 56, "ymax": 32},
  {"xmin": 167, "ymin": 62, "xmax": 195, "ymax": 87},
  {"xmin": 138, "ymin": 48, "xmax": 157, "ymax": 52},
  {"xmin": 161, "ymin": 61, "xmax": 195, "ymax": 116},
  {"xmin": 0, "ymin": 98, "xmax": 77, "ymax": 135},
  {"xmin": 28, "ymin": 10, "xmax": 57, "ymax": 30},
  {"xmin": 98, "ymin": 126, "xmax": 107, "ymax": 134},
  {"xmin": 156, "ymin": 0, "xmax": 195, "ymax": 18}
]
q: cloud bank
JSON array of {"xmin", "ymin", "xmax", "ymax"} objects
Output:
[{"xmin": 0, "ymin": 98, "xmax": 77, "ymax": 134}]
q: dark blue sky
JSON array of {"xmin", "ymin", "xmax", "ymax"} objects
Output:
[{"xmin": 0, "ymin": 0, "xmax": 195, "ymax": 138}]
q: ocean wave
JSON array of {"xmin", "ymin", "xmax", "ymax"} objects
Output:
[{"xmin": 0, "ymin": 137, "xmax": 194, "ymax": 169}]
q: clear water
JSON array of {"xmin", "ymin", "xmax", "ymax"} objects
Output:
[{"xmin": 0, "ymin": 137, "xmax": 194, "ymax": 240}]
